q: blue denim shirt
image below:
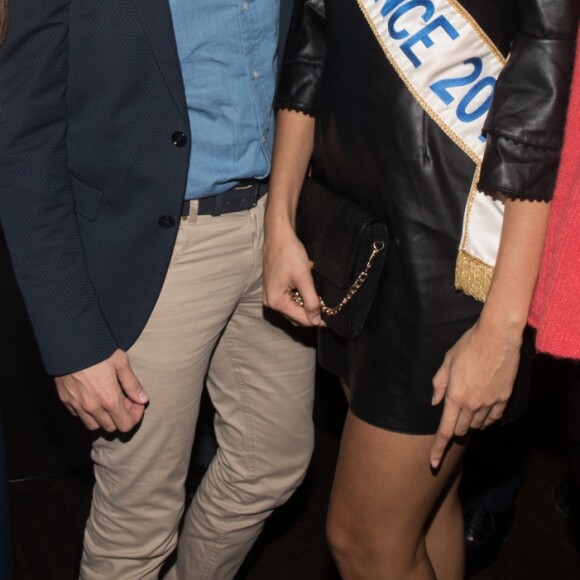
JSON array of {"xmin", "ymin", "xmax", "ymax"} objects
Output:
[{"xmin": 169, "ymin": 0, "xmax": 278, "ymax": 199}]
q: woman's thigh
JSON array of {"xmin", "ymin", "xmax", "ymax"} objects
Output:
[{"xmin": 328, "ymin": 410, "xmax": 465, "ymax": 554}]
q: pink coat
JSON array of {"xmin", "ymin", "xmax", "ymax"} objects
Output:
[{"xmin": 529, "ymin": 26, "xmax": 580, "ymax": 359}]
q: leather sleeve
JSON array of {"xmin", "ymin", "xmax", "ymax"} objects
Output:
[
  {"xmin": 274, "ymin": 0, "xmax": 326, "ymax": 116},
  {"xmin": 479, "ymin": 0, "xmax": 580, "ymax": 201},
  {"xmin": 0, "ymin": 1, "xmax": 118, "ymax": 375}
]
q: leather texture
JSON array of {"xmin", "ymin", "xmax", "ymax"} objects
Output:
[
  {"xmin": 277, "ymin": 0, "xmax": 579, "ymax": 201},
  {"xmin": 295, "ymin": 179, "xmax": 388, "ymax": 337},
  {"xmin": 0, "ymin": 0, "xmax": 295, "ymax": 375},
  {"xmin": 275, "ymin": 0, "xmax": 577, "ymax": 433}
]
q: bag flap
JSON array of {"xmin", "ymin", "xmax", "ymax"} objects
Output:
[{"xmin": 296, "ymin": 179, "xmax": 387, "ymax": 289}]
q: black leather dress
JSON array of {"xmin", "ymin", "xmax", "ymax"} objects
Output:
[{"xmin": 276, "ymin": 0, "xmax": 579, "ymax": 434}]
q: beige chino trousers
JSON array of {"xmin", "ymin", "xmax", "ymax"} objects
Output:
[{"xmin": 80, "ymin": 196, "xmax": 316, "ymax": 580}]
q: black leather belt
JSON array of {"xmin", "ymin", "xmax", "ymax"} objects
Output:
[{"xmin": 181, "ymin": 179, "xmax": 269, "ymax": 217}]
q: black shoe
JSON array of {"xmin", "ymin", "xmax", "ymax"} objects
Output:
[
  {"xmin": 553, "ymin": 480, "xmax": 579, "ymax": 519},
  {"xmin": 464, "ymin": 504, "xmax": 515, "ymax": 578}
]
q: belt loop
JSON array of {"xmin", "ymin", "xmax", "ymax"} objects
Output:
[
  {"xmin": 257, "ymin": 181, "xmax": 268, "ymax": 205},
  {"xmin": 180, "ymin": 199, "xmax": 199, "ymax": 223}
]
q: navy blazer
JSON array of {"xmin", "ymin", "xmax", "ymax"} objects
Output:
[{"xmin": 0, "ymin": 0, "xmax": 295, "ymax": 375}]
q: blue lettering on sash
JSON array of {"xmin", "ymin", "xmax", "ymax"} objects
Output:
[
  {"xmin": 431, "ymin": 58, "xmax": 482, "ymax": 104},
  {"xmin": 430, "ymin": 57, "xmax": 496, "ymax": 128},
  {"xmin": 401, "ymin": 15, "xmax": 459, "ymax": 67},
  {"xmin": 457, "ymin": 77, "xmax": 496, "ymax": 122},
  {"xmin": 376, "ymin": 0, "xmax": 407, "ymax": 18},
  {"xmin": 371, "ymin": 0, "xmax": 499, "ymax": 136},
  {"xmin": 387, "ymin": 0, "xmax": 435, "ymax": 39}
]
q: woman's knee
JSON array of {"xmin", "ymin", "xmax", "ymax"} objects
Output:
[
  {"xmin": 326, "ymin": 510, "xmax": 353, "ymax": 565},
  {"xmin": 326, "ymin": 500, "xmax": 389, "ymax": 565},
  {"xmin": 327, "ymin": 512, "xmax": 427, "ymax": 577}
]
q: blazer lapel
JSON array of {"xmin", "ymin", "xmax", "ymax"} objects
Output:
[{"xmin": 131, "ymin": 0, "xmax": 188, "ymax": 123}]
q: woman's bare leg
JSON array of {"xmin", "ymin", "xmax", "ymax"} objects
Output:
[
  {"xmin": 425, "ymin": 466, "xmax": 464, "ymax": 579},
  {"xmin": 327, "ymin": 411, "xmax": 465, "ymax": 580}
]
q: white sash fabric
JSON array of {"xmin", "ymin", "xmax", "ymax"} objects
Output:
[{"xmin": 356, "ymin": 0, "xmax": 506, "ymax": 301}]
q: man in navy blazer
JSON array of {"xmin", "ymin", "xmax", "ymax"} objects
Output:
[{"xmin": 0, "ymin": 1, "xmax": 315, "ymax": 578}]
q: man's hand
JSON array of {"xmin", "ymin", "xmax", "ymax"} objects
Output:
[
  {"xmin": 263, "ymin": 225, "xmax": 322, "ymax": 327},
  {"xmin": 55, "ymin": 349, "xmax": 149, "ymax": 433},
  {"xmin": 429, "ymin": 320, "xmax": 521, "ymax": 469}
]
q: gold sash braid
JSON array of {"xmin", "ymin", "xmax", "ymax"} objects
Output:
[{"xmin": 356, "ymin": 0, "xmax": 506, "ymax": 302}]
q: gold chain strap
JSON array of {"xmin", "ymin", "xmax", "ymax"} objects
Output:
[{"xmin": 290, "ymin": 241, "xmax": 385, "ymax": 317}]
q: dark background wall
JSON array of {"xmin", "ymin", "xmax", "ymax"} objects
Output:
[{"xmin": 0, "ymin": 226, "xmax": 92, "ymax": 481}]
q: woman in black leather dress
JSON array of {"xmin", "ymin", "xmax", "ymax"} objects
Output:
[{"xmin": 264, "ymin": 0, "xmax": 578, "ymax": 578}]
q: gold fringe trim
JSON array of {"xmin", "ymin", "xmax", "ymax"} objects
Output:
[{"xmin": 455, "ymin": 250, "xmax": 493, "ymax": 303}]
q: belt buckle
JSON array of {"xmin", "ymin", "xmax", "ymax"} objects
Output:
[
  {"xmin": 236, "ymin": 181, "xmax": 260, "ymax": 206},
  {"xmin": 234, "ymin": 181, "xmax": 260, "ymax": 211}
]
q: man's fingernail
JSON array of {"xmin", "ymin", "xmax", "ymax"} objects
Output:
[
  {"xmin": 431, "ymin": 459, "xmax": 439, "ymax": 469},
  {"xmin": 139, "ymin": 392, "xmax": 149, "ymax": 403}
]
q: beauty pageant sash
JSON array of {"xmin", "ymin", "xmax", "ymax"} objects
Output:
[{"xmin": 356, "ymin": 0, "xmax": 506, "ymax": 302}]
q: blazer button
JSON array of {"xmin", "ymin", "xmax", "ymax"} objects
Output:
[
  {"xmin": 158, "ymin": 215, "xmax": 175, "ymax": 228},
  {"xmin": 171, "ymin": 131, "xmax": 188, "ymax": 148}
]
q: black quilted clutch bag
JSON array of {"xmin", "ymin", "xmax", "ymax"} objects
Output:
[{"xmin": 291, "ymin": 178, "xmax": 388, "ymax": 338}]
